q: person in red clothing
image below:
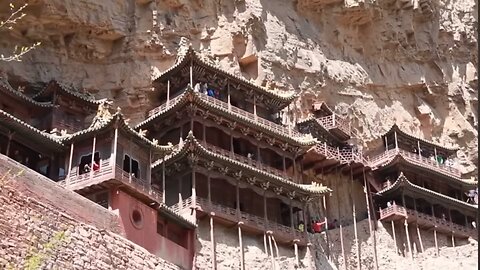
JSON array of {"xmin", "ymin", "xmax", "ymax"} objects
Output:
[{"xmin": 92, "ymin": 160, "xmax": 100, "ymax": 171}]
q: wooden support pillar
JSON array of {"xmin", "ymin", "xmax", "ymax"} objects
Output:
[
  {"xmin": 431, "ymin": 204, "xmax": 439, "ymax": 256},
  {"xmin": 167, "ymin": 80, "xmax": 170, "ymax": 105},
  {"xmin": 5, "ymin": 131, "xmax": 13, "ymax": 156},
  {"xmin": 292, "ymin": 157, "xmax": 297, "ymax": 182},
  {"xmin": 90, "ymin": 136, "xmax": 97, "ymax": 179},
  {"xmin": 451, "ymin": 233, "xmax": 455, "ymax": 247},
  {"xmin": 384, "ymin": 136, "xmax": 388, "ymax": 151},
  {"xmin": 253, "ymin": 95, "xmax": 257, "ymax": 120},
  {"xmin": 293, "ymin": 240, "xmax": 299, "ymax": 267},
  {"xmin": 230, "ymin": 132, "xmax": 234, "ymax": 155},
  {"xmin": 391, "ymin": 220, "xmax": 397, "ymax": 254},
  {"xmin": 323, "ymin": 195, "xmax": 331, "ymax": 260},
  {"xmin": 340, "ymin": 224, "xmax": 347, "ymax": 270},
  {"xmin": 128, "ymin": 139, "xmax": 132, "ymax": 182},
  {"xmin": 162, "ymin": 158, "xmax": 166, "ymax": 203},
  {"xmin": 66, "ymin": 143, "xmax": 74, "ymax": 186},
  {"xmin": 267, "ymin": 233, "xmax": 276, "ymax": 270},
  {"xmin": 236, "ymin": 180, "xmax": 240, "ymax": 219},
  {"xmin": 351, "ymin": 168, "xmax": 361, "ymax": 270},
  {"xmin": 112, "ymin": 127, "xmax": 118, "ymax": 168},
  {"xmin": 202, "ymin": 123, "xmax": 206, "ymax": 143},
  {"xmin": 192, "ymin": 168, "xmax": 196, "ymax": 209},
  {"xmin": 394, "ymin": 131, "xmax": 398, "ymax": 149},
  {"xmin": 207, "ymin": 175, "xmax": 211, "ymax": 205},
  {"xmin": 289, "ymin": 199, "xmax": 294, "ymax": 231},
  {"xmin": 434, "ymin": 147, "xmax": 438, "ymax": 164},
  {"xmin": 227, "ymin": 81, "xmax": 231, "ymax": 110},
  {"xmin": 417, "ymin": 140, "xmax": 421, "ymax": 158},
  {"xmin": 413, "ymin": 199, "xmax": 424, "ymax": 253},
  {"xmin": 238, "ymin": 223, "xmax": 245, "ymax": 270},
  {"xmin": 282, "ymin": 156, "xmax": 286, "ymax": 175},
  {"xmin": 147, "ymin": 149, "xmax": 152, "ymax": 185},
  {"xmin": 263, "ymin": 190, "xmax": 268, "ymax": 228},
  {"xmin": 210, "ymin": 214, "xmax": 216, "ymax": 270},
  {"xmin": 190, "ymin": 63, "xmax": 193, "ymax": 86},
  {"xmin": 404, "ymin": 219, "xmax": 413, "ymax": 260}
]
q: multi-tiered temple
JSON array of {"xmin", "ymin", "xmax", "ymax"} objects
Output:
[
  {"xmin": 135, "ymin": 47, "xmax": 332, "ymax": 260},
  {"xmin": 368, "ymin": 124, "xmax": 477, "ymax": 252},
  {"xmin": 0, "ymin": 45, "xmax": 477, "ymax": 268}
]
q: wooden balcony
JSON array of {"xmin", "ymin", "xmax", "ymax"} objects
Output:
[
  {"xmin": 172, "ymin": 196, "xmax": 309, "ymax": 246},
  {"xmin": 146, "ymin": 91, "xmax": 306, "ymax": 139},
  {"xmin": 64, "ymin": 160, "xmax": 163, "ymax": 205},
  {"xmin": 313, "ymin": 142, "xmax": 369, "ymax": 165},
  {"xmin": 379, "ymin": 205, "xmax": 476, "ymax": 238},
  {"xmin": 370, "ymin": 148, "xmax": 461, "ymax": 178},
  {"xmin": 316, "ymin": 114, "xmax": 351, "ymax": 139},
  {"xmin": 202, "ymin": 142, "xmax": 293, "ymax": 181}
]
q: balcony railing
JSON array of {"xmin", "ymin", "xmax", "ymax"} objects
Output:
[
  {"xmin": 316, "ymin": 114, "xmax": 351, "ymax": 136},
  {"xmin": 369, "ymin": 148, "xmax": 461, "ymax": 178},
  {"xmin": 147, "ymin": 90, "xmax": 186, "ymax": 117},
  {"xmin": 201, "ymin": 142, "xmax": 293, "ymax": 181},
  {"xmin": 198, "ymin": 93, "xmax": 305, "ymax": 138},
  {"xmin": 66, "ymin": 161, "xmax": 163, "ymax": 203},
  {"xmin": 379, "ymin": 205, "xmax": 476, "ymax": 237},
  {"xmin": 68, "ymin": 159, "xmax": 113, "ymax": 185},
  {"xmin": 194, "ymin": 197, "xmax": 308, "ymax": 243},
  {"xmin": 313, "ymin": 142, "xmax": 369, "ymax": 165}
]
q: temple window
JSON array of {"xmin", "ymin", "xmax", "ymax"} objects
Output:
[
  {"xmin": 79, "ymin": 152, "xmax": 100, "ymax": 175},
  {"xmin": 123, "ymin": 154, "xmax": 140, "ymax": 178}
]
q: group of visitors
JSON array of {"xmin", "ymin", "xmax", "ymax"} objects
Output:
[
  {"xmin": 194, "ymin": 82, "xmax": 220, "ymax": 99},
  {"xmin": 412, "ymin": 148, "xmax": 454, "ymax": 167},
  {"xmin": 82, "ymin": 160, "xmax": 100, "ymax": 174},
  {"xmin": 297, "ymin": 218, "xmax": 339, "ymax": 233}
]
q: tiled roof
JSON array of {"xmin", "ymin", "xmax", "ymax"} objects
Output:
[
  {"xmin": 0, "ymin": 109, "xmax": 64, "ymax": 149},
  {"xmin": 136, "ymin": 87, "xmax": 316, "ymax": 147},
  {"xmin": 153, "ymin": 46, "xmax": 297, "ymax": 109},
  {"xmin": 62, "ymin": 111, "xmax": 174, "ymax": 154},
  {"xmin": 377, "ymin": 152, "xmax": 476, "ymax": 187},
  {"xmin": 33, "ymin": 80, "xmax": 102, "ymax": 106},
  {"xmin": 0, "ymin": 79, "xmax": 53, "ymax": 108},
  {"xmin": 152, "ymin": 132, "xmax": 331, "ymax": 197},
  {"xmin": 383, "ymin": 124, "xmax": 458, "ymax": 155},
  {"xmin": 157, "ymin": 203, "xmax": 196, "ymax": 228},
  {"xmin": 296, "ymin": 117, "xmax": 347, "ymax": 144},
  {"xmin": 377, "ymin": 172, "xmax": 477, "ymax": 213}
]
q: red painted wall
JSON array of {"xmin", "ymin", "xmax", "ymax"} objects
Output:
[{"xmin": 110, "ymin": 189, "xmax": 193, "ymax": 269}]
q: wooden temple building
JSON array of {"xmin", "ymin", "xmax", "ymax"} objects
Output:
[
  {"xmin": 368, "ymin": 124, "xmax": 478, "ymax": 255},
  {"xmin": 0, "ymin": 44, "xmax": 477, "ymax": 269}
]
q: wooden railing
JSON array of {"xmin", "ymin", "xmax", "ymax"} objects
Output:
[
  {"xmin": 369, "ymin": 148, "xmax": 461, "ymax": 178},
  {"xmin": 313, "ymin": 142, "xmax": 369, "ymax": 165},
  {"xmin": 379, "ymin": 205, "xmax": 476, "ymax": 237},
  {"xmin": 147, "ymin": 90, "xmax": 186, "ymax": 117},
  {"xmin": 68, "ymin": 159, "xmax": 113, "ymax": 185},
  {"xmin": 379, "ymin": 204, "xmax": 407, "ymax": 219},
  {"xmin": 316, "ymin": 114, "xmax": 351, "ymax": 136},
  {"xmin": 114, "ymin": 165, "xmax": 164, "ymax": 203},
  {"xmin": 66, "ymin": 161, "xmax": 163, "ymax": 203},
  {"xmin": 197, "ymin": 93, "xmax": 306, "ymax": 138},
  {"xmin": 194, "ymin": 197, "xmax": 307, "ymax": 242},
  {"xmin": 201, "ymin": 142, "xmax": 293, "ymax": 180}
]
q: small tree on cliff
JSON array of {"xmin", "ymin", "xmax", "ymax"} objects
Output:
[{"xmin": 0, "ymin": 2, "xmax": 40, "ymax": 62}]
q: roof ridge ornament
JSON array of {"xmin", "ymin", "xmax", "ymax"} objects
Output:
[
  {"xmin": 175, "ymin": 37, "xmax": 192, "ymax": 64},
  {"xmin": 89, "ymin": 99, "xmax": 113, "ymax": 129}
]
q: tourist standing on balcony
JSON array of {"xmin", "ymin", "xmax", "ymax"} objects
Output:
[
  {"xmin": 207, "ymin": 88, "xmax": 215, "ymax": 97},
  {"xmin": 92, "ymin": 160, "xmax": 100, "ymax": 172},
  {"xmin": 387, "ymin": 201, "xmax": 392, "ymax": 207},
  {"xmin": 201, "ymin": 83, "xmax": 208, "ymax": 93},
  {"xmin": 298, "ymin": 221, "xmax": 305, "ymax": 232},
  {"xmin": 194, "ymin": 83, "xmax": 201, "ymax": 93}
]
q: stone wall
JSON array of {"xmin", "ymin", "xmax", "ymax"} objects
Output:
[{"xmin": 0, "ymin": 158, "xmax": 181, "ymax": 270}]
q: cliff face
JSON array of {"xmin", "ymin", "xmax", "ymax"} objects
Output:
[
  {"xmin": 0, "ymin": 1, "xmax": 477, "ymax": 269},
  {"xmin": 0, "ymin": 0, "xmax": 476, "ymax": 175}
]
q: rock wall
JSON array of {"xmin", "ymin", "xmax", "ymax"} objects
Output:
[
  {"xmin": 0, "ymin": 157, "xmax": 181, "ymax": 270},
  {"xmin": 313, "ymin": 219, "xmax": 478, "ymax": 270},
  {"xmin": 0, "ymin": 0, "xmax": 476, "ymax": 174}
]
